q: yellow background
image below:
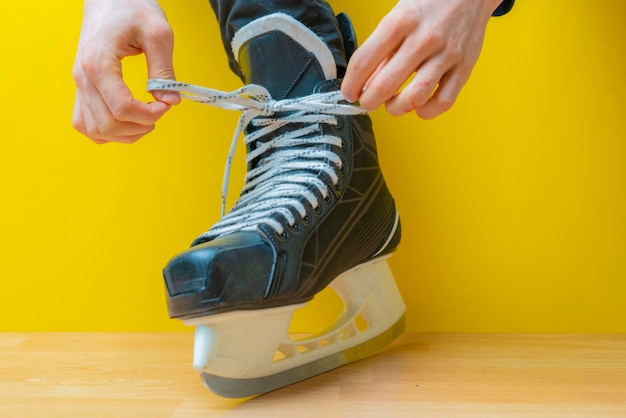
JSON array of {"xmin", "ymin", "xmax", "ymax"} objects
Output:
[{"xmin": 1, "ymin": 1, "xmax": 624, "ymax": 332}]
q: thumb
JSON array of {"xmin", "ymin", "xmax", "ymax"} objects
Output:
[{"xmin": 144, "ymin": 30, "xmax": 181, "ymax": 106}]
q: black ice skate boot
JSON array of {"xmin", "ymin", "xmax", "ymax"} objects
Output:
[{"xmin": 155, "ymin": 12, "xmax": 405, "ymax": 398}]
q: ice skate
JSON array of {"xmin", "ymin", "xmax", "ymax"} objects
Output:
[{"xmin": 151, "ymin": 12, "xmax": 405, "ymax": 398}]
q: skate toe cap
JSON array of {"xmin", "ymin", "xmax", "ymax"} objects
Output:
[{"xmin": 163, "ymin": 231, "xmax": 276, "ymax": 318}]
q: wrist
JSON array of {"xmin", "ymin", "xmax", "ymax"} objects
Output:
[{"xmin": 479, "ymin": 0, "xmax": 503, "ymax": 20}]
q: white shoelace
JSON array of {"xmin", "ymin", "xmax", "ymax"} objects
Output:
[{"xmin": 147, "ymin": 79, "xmax": 368, "ymax": 240}]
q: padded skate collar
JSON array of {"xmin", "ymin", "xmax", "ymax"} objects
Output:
[{"xmin": 231, "ymin": 13, "xmax": 337, "ymax": 81}]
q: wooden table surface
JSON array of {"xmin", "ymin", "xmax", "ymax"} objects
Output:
[{"xmin": 1, "ymin": 333, "xmax": 625, "ymax": 417}]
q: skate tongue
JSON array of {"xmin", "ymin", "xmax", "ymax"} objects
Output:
[{"xmin": 232, "ymin": 13, "xmax": 338, "ymax": 100}]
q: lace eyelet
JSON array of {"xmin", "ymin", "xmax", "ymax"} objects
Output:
[
  {"xmin": 340, "ymin": 141, "xmax": 347, "ymax": 151},
  {"xmin": 275, "ymin": 230, "xmax": 288, "ymax": 240},
  {"xmin": 323, "ymin": 194, "xmax": 331, "ymax": 204},
  {"xmin": 336, "ymin": 117, "xmax": 343, "ymax": 130},
  {"xmin": 289, "ymin": 223, "xmax": 301, "ymax": 232},
  {"xmin": 303, "ymin": 215, "xmax": 312, "ymax": 224},
  {"xmin": 313, "ymin": 205, "xmax": 322, "ymax": 215}
]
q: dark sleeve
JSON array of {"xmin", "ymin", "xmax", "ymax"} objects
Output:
[{"xmin": 492, "ymin": 0, "xmax": 515, "ymax": 16}]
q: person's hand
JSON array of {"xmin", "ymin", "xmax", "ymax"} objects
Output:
[
  {"xmin": 341, "ymin": 0, "xmax": 502, "ymax": 119},
  {"xmin": 72, "ymin": 0, "xmax": 180, "ymax": 144}
]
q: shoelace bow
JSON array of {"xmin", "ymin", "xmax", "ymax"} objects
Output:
[{"xmin": 147, "ymin": 79, "xmax": 368, "ymax": 240}]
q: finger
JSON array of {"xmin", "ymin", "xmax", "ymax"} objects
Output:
[
  {"xmin": 384, "ymin": 56, "xmax": 451, "ymax": 116},
  {"xmin": 142, "ymin": 22, "xmax": 181, "ymax": 106},
  {"xmin": 81, "ymin": 46, "xmax": 171, "ymax": 126},
  {"xmin": 72, "ymin": 90, "xmax": 109, "ymax": 144},
  {"xmin": 96, "ymin": 70, "xmax": 171, "ymax": 126},
  {"xmin": 75, "ymin": 85, "xmax": 157, "ymax": 143},
  {"xmin": 151, "ymin": 89, "xmax": 181, "ymax": 106},
  {"xmin": 358, "ymin": 33, "xmax": 443, "ymax": 111},
  {"xmin": 357, "ymin": 55, "xmax": 411, "ymax": 111},
  {"xmin": 356, "ymin": 14, "xmax": 452, "ymax": 110},
  {"xmin": 341, "ymin": 14, "xmax": 405, "ymax": 103},
  {"xmin": 415, "ymin": 67, "xmax": 469, "ymax": 120},
  {"xmin": 72, "ymin": 91, "xmax": 92, "ymax": 138},
  {"xmin": 356, "ymin": 53, "xmax": 393, "ymax": 106},
  {"xmin": 363, "ymin": 54, "xmax": 393, "ymax": 91}
]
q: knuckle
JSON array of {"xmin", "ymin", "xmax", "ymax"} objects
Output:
[
  {"xmin": 71, "ymin": 66, "xmax": 84, "ymax": 85},
  {"xmin": 437, "ymin": 95, "xmax": 456, "ymax": 112},
  {"xmin": 96, "ymin": 123, "xmax": 115, "ymax": 139},
  {"xmin": 347, "ymin": 50, "xmax": 366, "ymax": 74},
  {"xmin": 385, "ymin": 23, "xmax": 404, "ymax": 42},
  {"xmin": 71, "ymin": 115, "xmax": 87, "ymax": 134},
  {"xmin": 446, "ymin": 47, "xmax": 464, "ymax": 63},
  {"xmin": 416, "ymin": 107, "xmax": 436, "ymax": 120},
  {"xmin": 370, "ymin": 76, "xmax": 396, "ymax": 99},
  {"xmin": 79, "ymin": 52, "xmax": 100, "ymax": 79},
  {"xmin": 146, "ymin": 22, "xmax": 174, "ymax": 44},
  {"xmin": 409, "ymin": 97, "xmax": 426, "ymax": 112},
  {"xmin": 94, "ymin": 115, "xmax": 120, "ymax": 138},
  {"xmin": 456, "ymin": 62, "xmax": 473, "ymax": 78},
  {"xmin": 384, "ymin": 102, "xmax": 404, "ymax": 117},
  {"xmin": 410, "ymin": 78, "xmax": 434, "ymax": 96},
  {"xmin": 152, "ymin": 68, "xmax": 176, "ymax": 81},
  {"xmin": 380, "ymin": 10, "xmax": 408, "ymax": 36},
  {"xmin": 413, "ymin": 105, "xmax": 433, "ymax": 120},
  {"xmin": 109, "ymin": 101, "xmax": 132, "ymax": 120},
  {"xmin": 419, "ymin": 96, "xmax": 455, "ymax": 119},
  {"xmin": 422, "ymin": 31, "xmax": 442, "ymax": 48}
]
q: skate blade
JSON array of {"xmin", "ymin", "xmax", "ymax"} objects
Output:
[
  {"xmin": 201, "ymin": 314, "xmax": 405, "ymax": 398},
  {"xmin": 184, "ymin": 257, "xmax": 406, "ymax": 398}
]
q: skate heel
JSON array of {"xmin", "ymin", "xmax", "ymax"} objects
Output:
[{"xmin": 185, "ymin": 256, "xmax": 405, "ymax": 398}]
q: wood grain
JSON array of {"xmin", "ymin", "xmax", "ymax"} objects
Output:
[{"xmin": 1, "ymin": 333, "xmax": 625, "ymax": 417}]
